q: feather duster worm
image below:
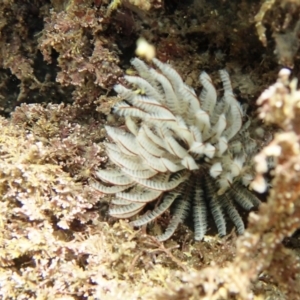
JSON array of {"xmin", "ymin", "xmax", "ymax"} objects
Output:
[{"xmin": 92, "ymin": 58, "xmax": 264, "ymax": 241}]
